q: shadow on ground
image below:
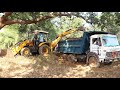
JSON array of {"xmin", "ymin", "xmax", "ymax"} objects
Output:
[{"xmin": 0, "ymin": 54, "xmax": 120, "ymax": 78}]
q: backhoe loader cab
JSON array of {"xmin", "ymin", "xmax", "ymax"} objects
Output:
[
  {"xmin": 29, "ymin": 30, "xmax": 49, "ymax": 42},
  {"xmin": 25, "ymin": 30, "xmax": 50, "ymax": 55}
]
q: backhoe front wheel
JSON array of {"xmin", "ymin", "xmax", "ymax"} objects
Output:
[
  {"xmin": 39, "ymin": 45, "xmax": 51, "ymax": 56},
  {"xmin": 21, "ymin": 47, "xmax": 31, "ymax": 56}
]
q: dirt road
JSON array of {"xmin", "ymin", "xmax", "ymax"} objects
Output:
[{"xmin": 0, "ymin": 55, "xmax": 120, "ymax": 78}]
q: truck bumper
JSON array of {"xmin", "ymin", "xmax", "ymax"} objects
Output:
[{"xmin": 100, "ymin": 57, "xmax": 120, "ymax": 63}]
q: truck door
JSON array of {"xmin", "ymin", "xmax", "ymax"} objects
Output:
[{"xmin": 90, "ymin": 37, "xmax": 101, "ymax": 55}]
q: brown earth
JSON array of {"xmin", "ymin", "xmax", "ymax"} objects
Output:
[
  {"xmin": 0, "ymin": 49, "xmax": 120, "ymax": 78},
  {"xmin": 0, "ymin": 49, "xmax": 7, "ymax": 57},
  {"xmin": 0, "ymin": 49, "xmax": 14, "ymax": 57}
]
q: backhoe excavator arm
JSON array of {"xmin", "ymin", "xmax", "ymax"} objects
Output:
[{"xmin": 50, "ymin": 26, "xmax": 85, "ymax": 51}]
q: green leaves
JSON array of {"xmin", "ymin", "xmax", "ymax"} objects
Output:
[
  {"xmin": 98, "ymin": 12, "xmax": 120, "ymax": 34},
  {"xmin": 1, "ymin": 12, "xmax": 120, "ymax": 49},
  {"xmin": 51, "ymin": 16, "xmax": 83, "ymax": 39}
]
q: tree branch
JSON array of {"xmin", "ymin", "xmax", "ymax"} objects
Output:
[
  {"xmin": 0, "ymin": 12, "xmax": 90, "ymax": 30},
  {"xmin": 69, "ymin": 12, "xmax": 92, "ymax": 23},
  {"xmin": 2, "ymin": 12, "xmax": 12, "ymax": 18},
  {"xmin": 5, "ymin": 13, "xmax": 71, "ymax": 25},
  {"xmin": 0, "ymin": 12, "xmax": 71, "ymax": 30}
]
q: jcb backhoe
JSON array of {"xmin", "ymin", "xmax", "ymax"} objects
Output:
[
  {"xmin": 11, "ymin": 26, "xmax": 84, "ymax": 56},
  {"xmin": 11, "ymin": 30, "xmax": 51, "ymax": 56}
]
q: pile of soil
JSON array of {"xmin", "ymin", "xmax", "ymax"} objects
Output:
[{"xmin": 0, "ymin": 49, "xmax": 7, "ymax": 57}]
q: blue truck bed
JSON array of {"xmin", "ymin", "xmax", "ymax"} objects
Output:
[
  {"xmin": 58, "ymin": 39, "xmax": 83, "ymax": 54},
  {"xmin": 57, "ymin": 32, "xmax": 90, "ymax": 54}
]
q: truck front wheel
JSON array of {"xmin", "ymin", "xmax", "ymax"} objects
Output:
[
  {"xmin": 87, "ymin": 52, "xmax": 100, "ymax": 68},
  {"xmin": 88, "ymin": 56, "xmax": 100, "ymax": 68}
]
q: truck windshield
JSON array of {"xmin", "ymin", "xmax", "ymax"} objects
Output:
[{"xmin": 102, "ymin": 36, "xmax": 119, "ymax": 47}]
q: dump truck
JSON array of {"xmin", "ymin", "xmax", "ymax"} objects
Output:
[
  {"xmin": 11, "ymin": 27, "xmax": 84, "ymax": 56},
  {"xmin": 56, "ymin": 31, "xmax": 120, "ymax": 67}
]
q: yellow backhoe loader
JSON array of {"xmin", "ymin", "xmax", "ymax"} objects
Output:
[
  {"xmin": 11, "ymin": 26, "xmax": 84, "ymax": 56},
  {"xmin": 11, "ymin": 30, "xmax": 50, "ymax": 56}
]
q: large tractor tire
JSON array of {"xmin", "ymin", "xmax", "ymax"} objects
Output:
[
  {"xmin": 39, "ymin": 45, "xmax": 51, "ymax": 56},
  {"xmin": 87, "ymin": 52, "xmax": 100, "ymax": 68},
  {"xmin": 20, "ymin": 47, "xmax": 31, "ymax": 56}
]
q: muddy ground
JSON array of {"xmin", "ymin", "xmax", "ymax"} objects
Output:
[{"xmin": 0, "ymin": 51, "xmax": 120, "ymax": 78}]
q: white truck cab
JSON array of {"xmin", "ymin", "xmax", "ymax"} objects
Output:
[{"xmin": 90, "ymin": 34, "xmax": 120, "ymax": 63}]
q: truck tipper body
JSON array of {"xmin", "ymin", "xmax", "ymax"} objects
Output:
[{"xmin": 57, "ymin": 31, "xmax": 120, "ymax": 67}]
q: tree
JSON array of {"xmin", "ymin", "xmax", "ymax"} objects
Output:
[
  {"xmin": 0, "ymin": 12, "xmax": 101, "ymax": 30},
  {"xmin": 0, "ymin": 12, "xmax": 71, "ymax": 30},
  {"xmin": 51, "ymin": 16, "xmax": 84, "ymax": 39},
  {"xmin": 0, "ymin": 12, "xmax": 87, "ymax": 48},
  {"xmin": 98, "ymin": 12, "xmax": 120, "ymax": 34},
  {"xmin": 1, "ymin": 12, "xmax": 120, "ymax": 48}
]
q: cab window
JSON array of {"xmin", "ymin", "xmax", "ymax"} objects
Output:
[{"xmin": 92, "ymin": 38, "xmax": 101, "ymax": 46}]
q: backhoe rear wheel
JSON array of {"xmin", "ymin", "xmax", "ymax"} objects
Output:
[
  {"xmin": 21, "ymin": 47, "xmax": 31, "ymax": 56},
  {"xmin": 39, "ymin": 45, "xmax": 51, "ymax": 56}
]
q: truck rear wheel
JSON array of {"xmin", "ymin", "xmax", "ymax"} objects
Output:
[
  {"xmin": 60, "ymin": 54, "xmax": 67, "ymax": 60},
  {"xmin": 21, "ymin": 47, "xmax": 31, "ymax": 56},
  {"xmin": 39, "ymin": 45, "xmax": 51, "ymax": 56},
  {"xmin": 67, "ymin": 54, "xmax": 77, "ymax": 62}
]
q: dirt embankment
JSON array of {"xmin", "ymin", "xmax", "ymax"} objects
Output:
[
  {"xmin": 0, "ymin": 49, "xmax": 7, "ymax": 57},
  {"xmin": 0, "ymin": 49, "xmax": 14, "ymax": 57}
]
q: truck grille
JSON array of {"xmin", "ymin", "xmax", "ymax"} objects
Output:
[{"xmin": 106, "ymin": 51, "xmax": 120, "ymax": 58}]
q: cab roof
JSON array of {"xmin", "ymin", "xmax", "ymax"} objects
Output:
[
  {"xmin": 88, "ymin": 31, "xmax": 109, "ymax": 35},
  {"xmin": 91, "ymin": 34, "xmax": 117, "ymax": 38}
]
